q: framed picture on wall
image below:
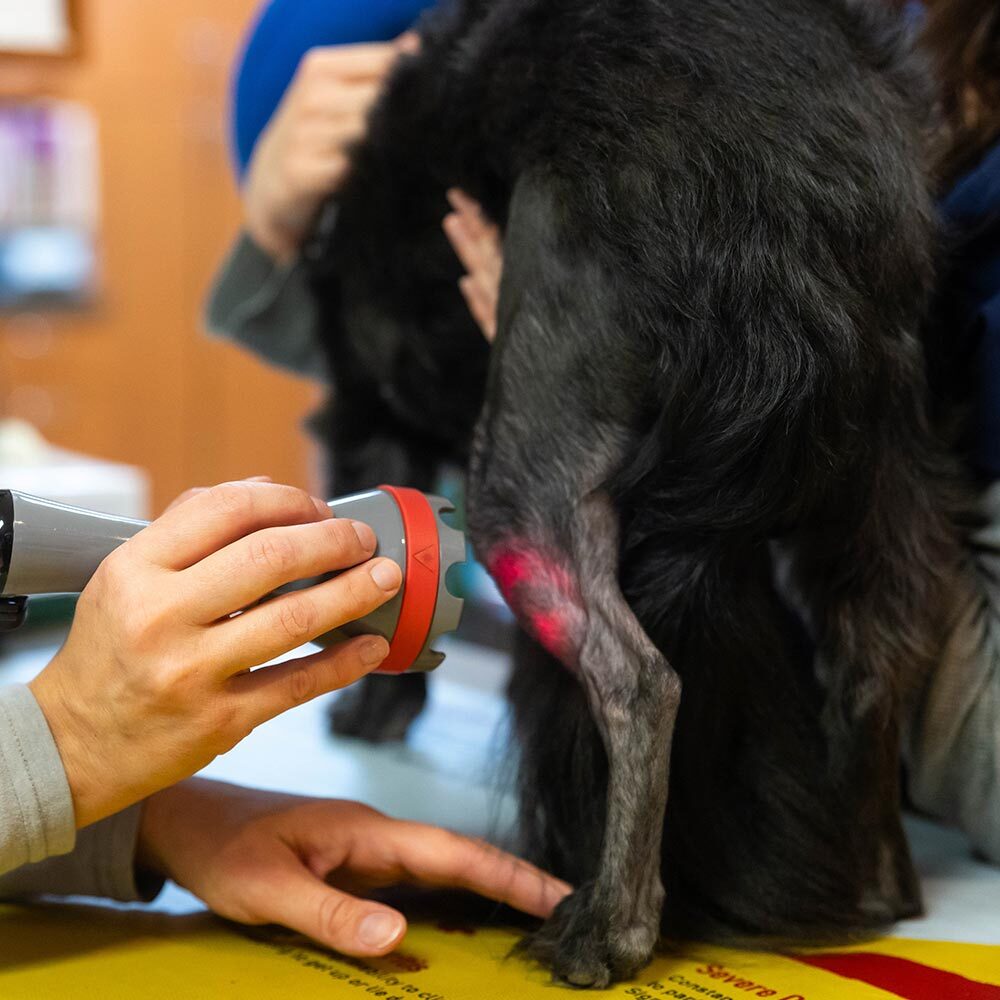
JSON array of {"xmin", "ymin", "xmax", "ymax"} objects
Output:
[{"xmin": 0, "ymin": 0, "xmax": 78, "ymax": 56}]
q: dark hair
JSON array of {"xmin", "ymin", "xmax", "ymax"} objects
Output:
[{"xmin": 922, "ymin": 0, "xmax": 1000, "ymax": 183}]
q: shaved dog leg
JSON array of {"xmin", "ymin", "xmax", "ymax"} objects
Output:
[{"xmin": 485, "ymin": 494, "xmax": 678, "ymax": 987}]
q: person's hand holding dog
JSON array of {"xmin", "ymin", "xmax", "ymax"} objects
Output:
[
  {"xmin": 244, "ymin": 34, "xmax": 419, "ymax": 262},
  {"xmin": 243, "ymin": 30, "xmax": 504, "ymax": 334},
  {"xmin": 30, "ymin": 479, "xmax": 402, "ymax": 829},
  {"xmin": 442, "ymin": 188, "xmax": 503, "ymax": 342}
]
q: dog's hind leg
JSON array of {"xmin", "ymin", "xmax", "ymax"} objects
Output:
[
  {"xmin": 482, "ymin": 492, "xmax": 678, "ymax": 988},
  {"xmin": 468, "ymin": 172, "xmax": 678, "ymax": 987}
]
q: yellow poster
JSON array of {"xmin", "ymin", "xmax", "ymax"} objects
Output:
[{"xmin": 2, "ymin": 902, "xmax": 998, "ymax": 999}]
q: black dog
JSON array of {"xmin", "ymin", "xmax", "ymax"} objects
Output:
[{"xmin": 308, "ymin": 0, "xmax": 968, "ymax": 986}]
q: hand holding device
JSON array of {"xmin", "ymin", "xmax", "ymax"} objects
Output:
[{"xmin": 18, "ymin": 481, "xmax": 404, "ymax": 828}]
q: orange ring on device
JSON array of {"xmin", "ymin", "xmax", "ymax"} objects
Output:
[{"xmin": 375, "ymin": 485, "xmax": 440, "ymax": 674}]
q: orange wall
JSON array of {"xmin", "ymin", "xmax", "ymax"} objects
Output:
[{"xmin": 0, "ymin": 0, "xmax": 322, "ymax": 513}]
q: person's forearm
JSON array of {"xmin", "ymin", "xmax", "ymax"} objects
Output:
[{"xmin": 0, "ymin": 683, "xmax": 155, "ymax": 900}]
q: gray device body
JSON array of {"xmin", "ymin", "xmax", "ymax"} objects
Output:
[{"xmin": 0, "ymin": 487, "xmax": 466, "ymax": 673}]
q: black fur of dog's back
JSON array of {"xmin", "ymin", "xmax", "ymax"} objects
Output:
[
  {"xmin": 312, "ymin": 0, "xmax": 934, "ymax": 483},
  {"xmin": 309, "ymin": 0, "xmax": 963, "ymax": 978}
]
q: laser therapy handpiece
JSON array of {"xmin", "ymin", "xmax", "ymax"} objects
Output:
[{"xmin": 0, "ymin": 487, "xmax": 466, "ymax": 673}]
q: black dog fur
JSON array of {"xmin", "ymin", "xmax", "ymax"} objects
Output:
[{"xmin": 307, "ymin": 0, "xmax": 969, "ymax": 986}]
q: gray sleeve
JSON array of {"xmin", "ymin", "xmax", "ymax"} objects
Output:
[
  {"xmin": 0, "ymin": 684, "xmax": 162, "ymax": 901},
  {"xmin": 0, "ymin": 803, "xmax": 162, "ymax": 902},
  {"xmin": 904, "ymin": 481, "xmax": 1000, "ymax": 865},
  {"xmin": 0, "ymin": 683, "xmax": 75, "ymax": 875},
  {"xmin": 205, "ymin": 231, "xmax": 328, "ymax": 381}
]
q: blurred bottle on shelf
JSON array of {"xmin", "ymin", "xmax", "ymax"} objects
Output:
[{"xmin": 0, "ymin": 100, "xmax": 99, "ymax": 310}]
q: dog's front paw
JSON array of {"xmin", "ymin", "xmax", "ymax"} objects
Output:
[{"xmin": 520, "ymin": 884, "xmax": 659, "ymax": 988}]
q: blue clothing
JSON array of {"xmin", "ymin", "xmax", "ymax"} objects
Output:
[
  {"xmin": 939, "ymin": 142, "xmax": 1000, "ymax": 478},
  {"xmin": 231, "ymin": 0, "xmax": 436, "ymax": 176}
]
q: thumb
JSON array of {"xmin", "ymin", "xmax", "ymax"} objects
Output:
[{"xmin": 265, "ymin": 864, "xmax": 407, "ymax": 956}]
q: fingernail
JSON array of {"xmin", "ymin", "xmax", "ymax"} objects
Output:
[
  {"xmin": 370, "ymin": 559, "xmax": 401, "ymax": 592},
  {"xmin": 358, "ymin": 912, "xmax": 404, "ymax": 950},
  {"xmin": 351, "ymin": 520, "xmax": 377, "ymax": 551},
  {"xmin": 245, "ymin": 475, "xmax": 272, "ymax": 482},
  {"xmin": 359, "ymin": 636, "xmax": 389, "ymax": 665}
]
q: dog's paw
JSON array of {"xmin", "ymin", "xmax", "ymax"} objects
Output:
[
  {"xmin": 519, "ymin": 885, "xmax": 658, "ymax": 989},
  {"xmin": 328, "ymin": 673, "xmax": 428, "ymax": 743}
]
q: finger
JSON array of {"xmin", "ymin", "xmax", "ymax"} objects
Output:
[
  {"xmin": 296, "ymin": 42, "xmax": 402, "ymax": 84},
  {"xmin": 297, "ymin": 80, "xmax": 382, "ymax": 121},
  {"xmin": 394, "ymin": 31, "xmax": 421, "ymax": 56},
  {"xmin": 210, "ymin": 558, "xmax": 401, "ymax": 670},
  {"xmin": 443, "ymin": 218, "xmax": 502, "ymax": 316},
  {"xmin": 290, "ymin": 154, "xmax": 352, "ymax": 199},
  {"xmin": 183, "ymin": 517, "xmax": 378, "ymax": 623},
  {"xmin": 244, "ymin": 852, "xmax": 406, "ymax": 957},
  {"xmin": 163, "ymin": 487, "xmax": 207, "ymax": 514},
  {"xmin": 230, "ymin": 635, "xmax": 390, "ymax": 727},
  {"xmin": 446, "ymin": 187, "xmax": 481, "ymax": 218},
  {"xmin": 298, "ymin": 104, "xmax": 367, "ymax": 147},
  {"xmin": 442, "ymin": 212, "xmax": 481, "ymax": 274},
  {"xmin": 454, "ymin": 240, "xmax": 500, "ymax": 303},
  {"xmin": 163, "ymin": 477, "xmax": 272, "ymax": 515},
  {"xmin": 446, "ymin": 188, "xmax": 501, "ymax": 257},
  {"xmin": 443, "ymin": 193, "xmax": 494, "ymax": 248},
  {"xmin": 133, "ymin": 482, "xmax": 330, "ymax": 570},
  {"xmin": 388, "ymin": 823, "xmax": 572, "ymax": 919},
  {"xmin": 290, "ymin": 143, "xmax": 366, "ymax": 201},
  {"xmin": 459, "ymin": 276, "xmax": 498, "ymax": 342},
  {"xmin": 442, "ymin": 206, "xmax": 502, "ymax": 285}
]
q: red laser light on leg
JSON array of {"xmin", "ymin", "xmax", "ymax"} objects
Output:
[
  {"xmin": 530, "ymin": 608, "xmax": 574, "ymax": 661},
  {"xmin": 488, "ymin": 542, "xmax": 586, "ymax": 666},
  {"xmin": 490, "ymin": 549, "xmax": 533, "ymax": 598}
]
